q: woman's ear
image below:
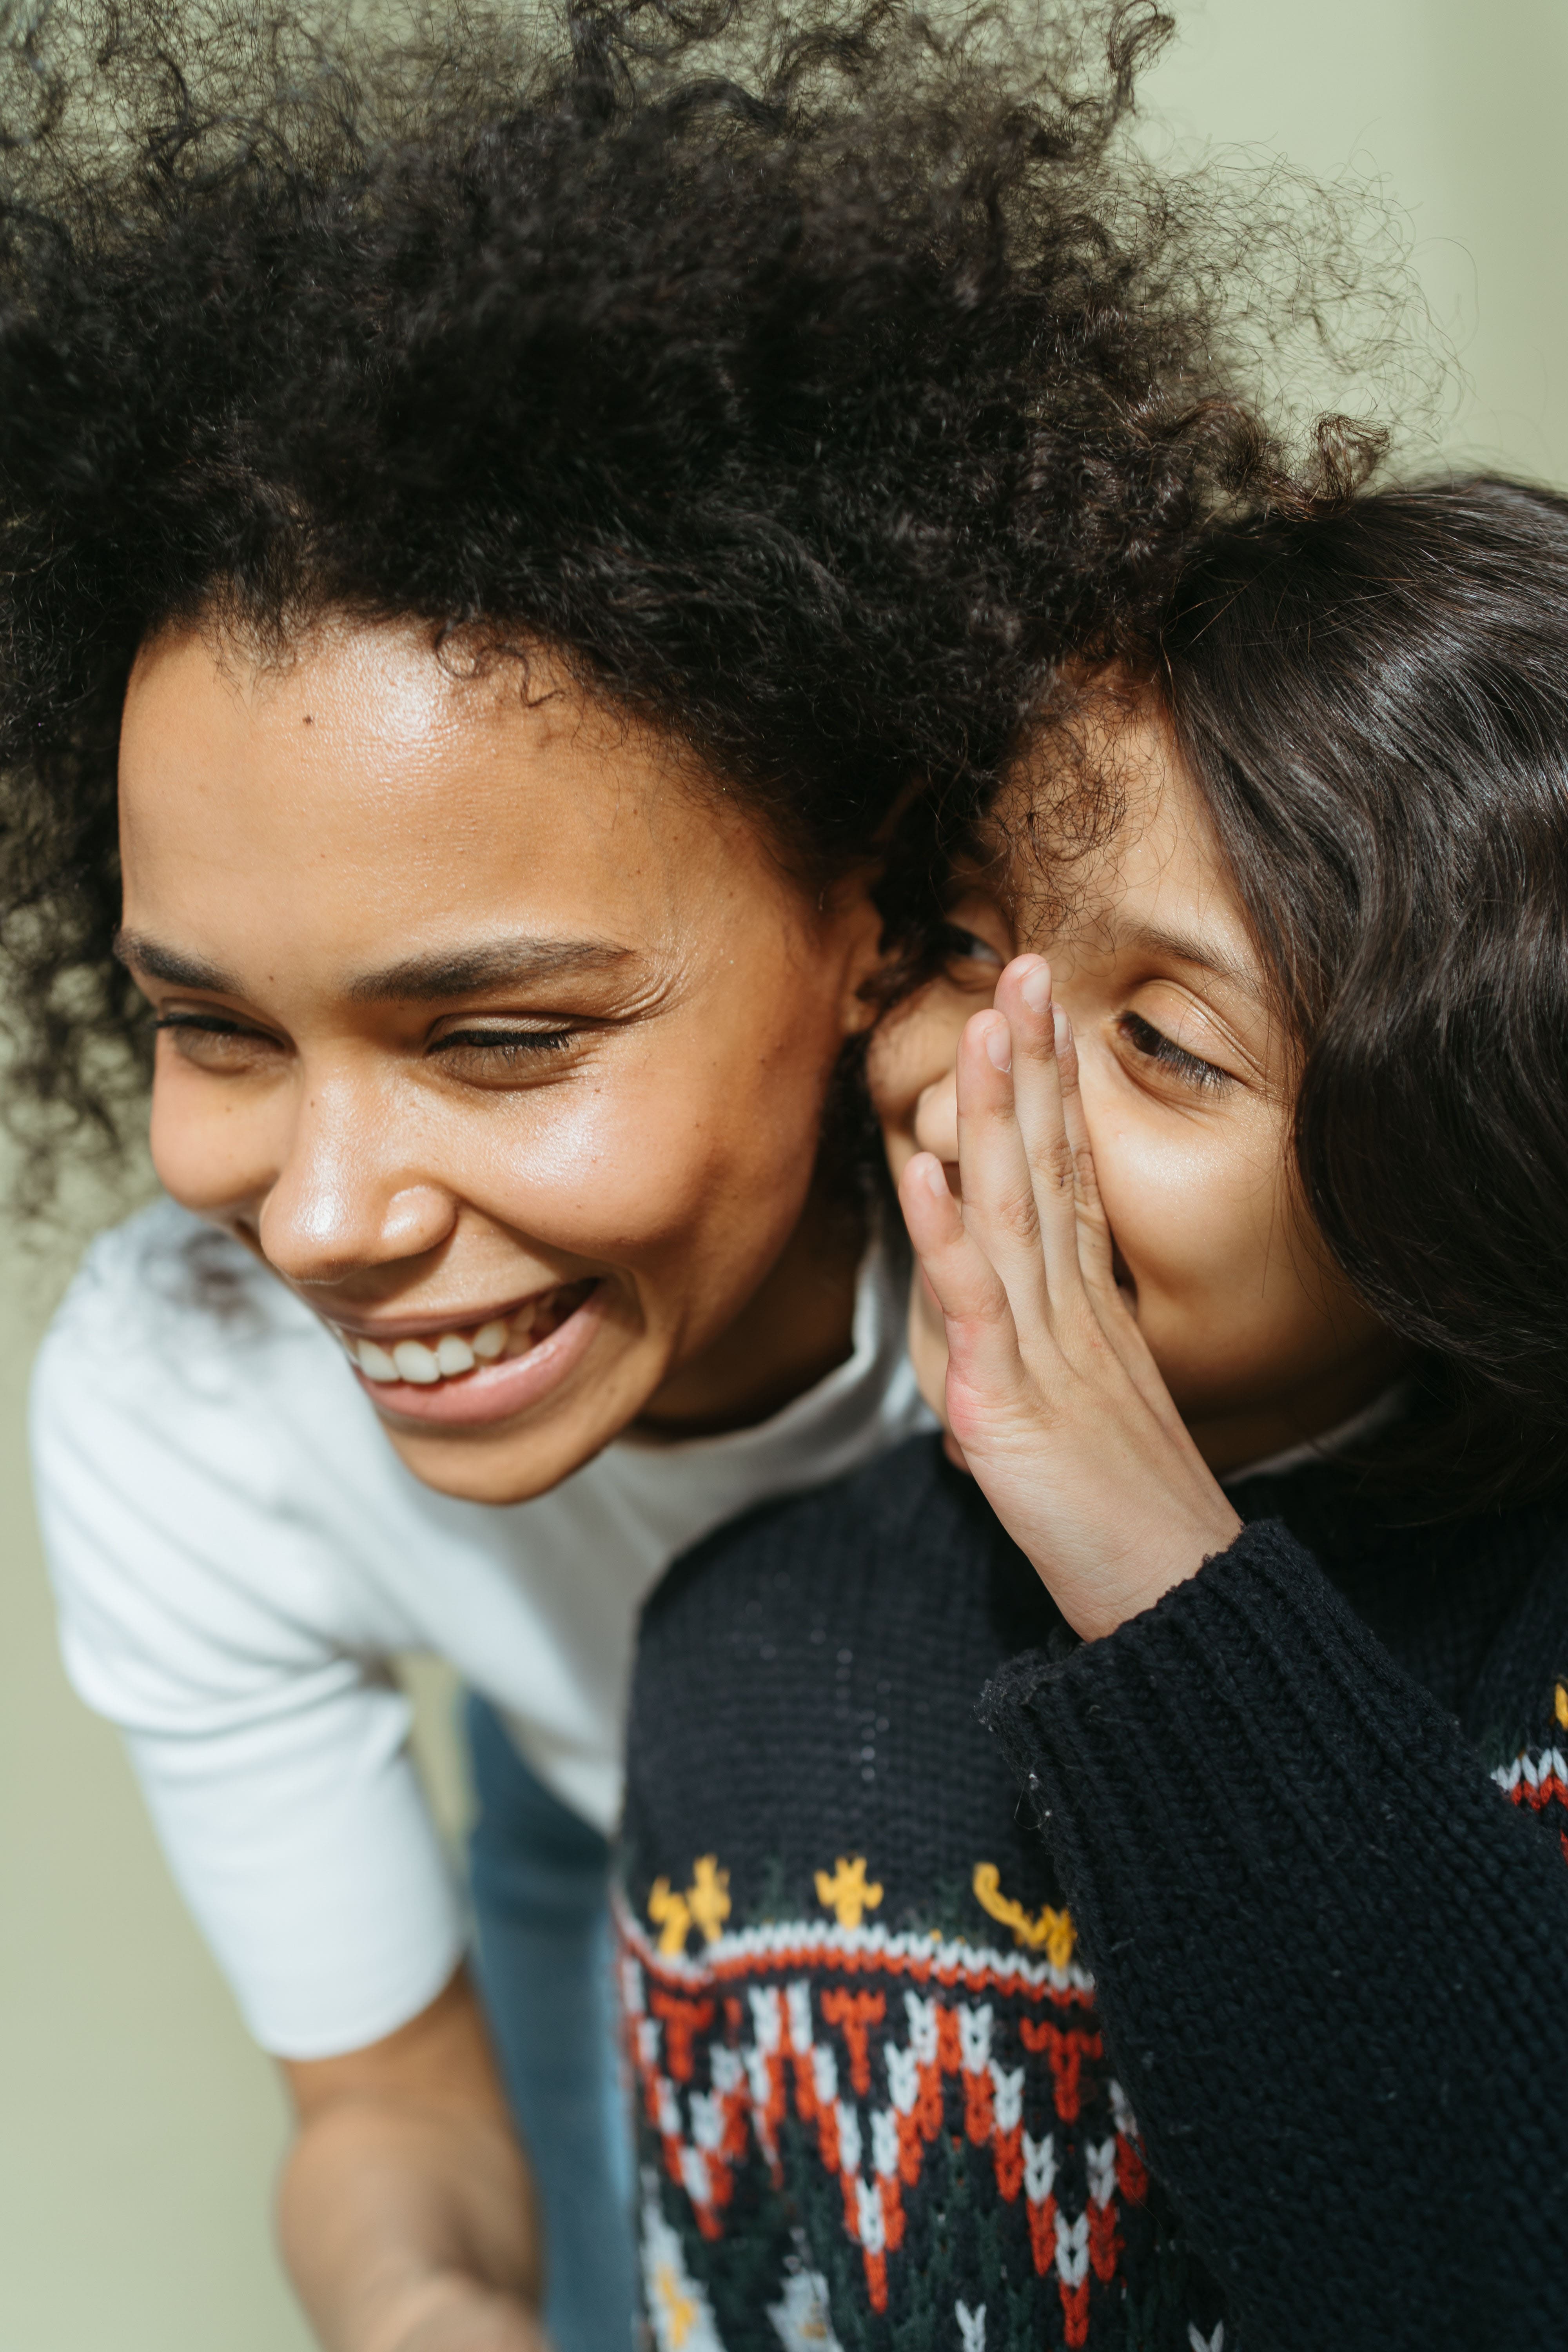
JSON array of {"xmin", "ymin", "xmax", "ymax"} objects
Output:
[{"xmin": 829, "ymin": 867, "xmax": 892, "ymax": 1038}]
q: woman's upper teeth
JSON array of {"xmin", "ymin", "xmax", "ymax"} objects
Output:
[{"xmin": 344, "ymin": 1297, "xmax": 543, "ymax": 1384}]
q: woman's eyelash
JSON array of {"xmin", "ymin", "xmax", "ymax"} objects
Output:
[
  {"xmin": 430, "ymin": 1027, "xmax": 577, "ymax": 1060},
  {"xmin": 1119, "ymin": 1009, "xmax": 1229, "ymax": 1091},
  {"xmin": 155, "ymin": 1014, "xmax": 578, "ymax": 1061},
  {"xmin": 154, "ymin": 1011, "xmax": 259, "ymax": 1039}
]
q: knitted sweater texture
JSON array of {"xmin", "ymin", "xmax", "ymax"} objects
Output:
[{"xmin": 618, "ymin": 1434, "xmax": 1568, "ymax": 2352}]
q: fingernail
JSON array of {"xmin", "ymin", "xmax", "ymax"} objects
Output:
[
  {"xmin": 982, "ymin": 1018, "xmax": 1012, "ymax": 1073},
  {"xmin": 1020, "ymin": 962, "xmax": 1052, "ymax": 1015},
  {"xmin": 1053, "ymin": 1005, "xmax": 1071, "ymax": 1052},
  {"xmin": 922, "ymin": 1156, "xmax": 950, "ymax": 1198}
]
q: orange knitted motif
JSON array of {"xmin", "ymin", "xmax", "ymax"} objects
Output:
[
  {"xmin": 820, "ymin": 1987, "xmax": 886, "ymax": 2094},
  {"xmin": 1020, "ymin": 2020, "xmax": 1105, "ymax": 2125}
]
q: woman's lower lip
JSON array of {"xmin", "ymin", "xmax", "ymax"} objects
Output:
[{"xmin": 353, "ymin": 1286, "xmax": 604, "ymax": 1428}]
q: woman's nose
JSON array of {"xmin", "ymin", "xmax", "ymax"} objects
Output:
[
  {"xmin": 911, "ymin": 1069, "xmax": 958, "ymax": 1164},
  {"xmin": 256, "ymin": 1082, "xmax": 457, "ymax": 1286}
]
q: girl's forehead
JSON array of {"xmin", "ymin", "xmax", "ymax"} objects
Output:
[{"xmin": 986, "ymin": 701, "xmax": 1252, "ymax": 971}]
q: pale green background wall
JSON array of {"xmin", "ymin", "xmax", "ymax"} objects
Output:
[{"xmin": 3, "ymin": 4, "xmax": 1566, "ymax": 2344}]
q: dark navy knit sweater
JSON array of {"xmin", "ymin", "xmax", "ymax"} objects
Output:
[{"xmin": 618, "ymin": 1432, "xmax": 1568, "ymax": 2352}]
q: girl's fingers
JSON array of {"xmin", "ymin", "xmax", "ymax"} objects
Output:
[
  {"xmin": 1048, "ymin": 996, "xmax": 1187, "ymax": 1424},
  {"xmin": 993, "ymin": 957, "xmax": 1089, "ymax": 1309},
  {"xmin": 897, "ymin": 1150, "xmax": 1028, "ymax": 1398},
  {"xmin": 952, "ymin": 1006, "xmax": 1055, "ymax": 1341},
  {"xmin": 1051, "ymin": 1004, "xmax": 1116, "ymax": 1298},
  {"xmin": 994, "ymin": 964, "xmax": 1186, "ymax": 1432}
]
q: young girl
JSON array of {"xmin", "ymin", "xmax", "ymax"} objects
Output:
[
  {"xmin": 2, "ymin": 4, "xmax": 1263, "ymax": 2346},
  {"xmin": 620, "ymin": 476, "xmax": 1568, "ymax": 2350}
]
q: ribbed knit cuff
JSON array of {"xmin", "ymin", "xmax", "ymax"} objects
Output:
[{"xmin": 979, "ymin": 1516, "xmax": 1458, "ymax": 1976}]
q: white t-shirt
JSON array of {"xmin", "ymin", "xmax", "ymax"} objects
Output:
[{"xmin": 29, "ymin": 1200, "xmax": 928, "ymax": 2058}]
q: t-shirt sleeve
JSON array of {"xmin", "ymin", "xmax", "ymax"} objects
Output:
[
  {"xmin": 981, "ymin": 1517, "xmax": 1568, "ymax": 2352},
  {"xmin": 28, "ymin": 1263, "xmax": 465, "ymax": 2059}
]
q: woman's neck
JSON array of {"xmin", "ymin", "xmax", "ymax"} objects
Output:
[{"xmin": 632, "ymin": 1186, "xmax": 866, "ymax": 1443}]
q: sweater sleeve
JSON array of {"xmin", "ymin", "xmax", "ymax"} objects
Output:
[{"xmin": 980, "ymin": 1517, "xmax": 1568, "ymax": 2352}]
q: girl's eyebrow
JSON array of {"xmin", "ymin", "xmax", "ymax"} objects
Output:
[{"xmin": 1118, "ymin": 918, "xmax": 1263, "ymax": 1004}]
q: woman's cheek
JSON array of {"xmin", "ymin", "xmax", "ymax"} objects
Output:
[
  {"xmin": 460, "ymin": 1025, "xmax": 823, "ymax": 1288},
  {"xmin": 456, "ymin": 1072, "xmax": 721, "ymax": 1263},
  {"xmin": 147, "ymin": 1056, "xmax": 283, "ymax": 1216}
]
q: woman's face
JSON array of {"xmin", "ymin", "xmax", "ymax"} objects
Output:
[
  {"xmin": 871, "ymin": 706, "xmax": 1401, "ymax": 1473},
  {"xmin": 118, "ymin": 618, "xmax": 882, "ymax": 1503}
]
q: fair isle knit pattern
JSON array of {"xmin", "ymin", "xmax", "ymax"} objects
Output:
[
  {"xmin": 619, "ymin": 1904, "xmax": 1151, "ymax": 2350},
  {"xmin": 621, "ymin": 1444, "xmax": 1219, "ymax": 2352},
  {"xmin": 622, "ymin": 1436, "xmax": 1568, "ymax": 2352}
]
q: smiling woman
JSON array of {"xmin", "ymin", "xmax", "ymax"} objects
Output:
[
  {"xmin": 0, "ymin": 0, "xmax": 1285, "ymax": 2345},
  {"xmin": 116, "ymin": 621, "xmax": 883, "ymax": 1498}
]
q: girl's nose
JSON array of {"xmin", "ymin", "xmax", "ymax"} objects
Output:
[
  {"xmin": 912, "ymin": 1069, "xmax": 958, "ymax": 1164},
  {"xmin": 257, "ymin": 1083, "xmax": 457, "ymax": 1286}
]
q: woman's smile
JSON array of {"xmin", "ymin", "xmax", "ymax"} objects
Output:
[{"xmin": 332, "ymin": 1278, "xmax": 606, "ymax": 1426}]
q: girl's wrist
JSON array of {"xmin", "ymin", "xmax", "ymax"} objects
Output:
[{"xmin": 1042, "ymin": 1503, "xmax": 1244, "ymax": 1645}]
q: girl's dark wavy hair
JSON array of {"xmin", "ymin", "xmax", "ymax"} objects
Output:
[
  {"xmin": 1153, "ymin": 477, "xmax": 1568, "ymax": 1512},
  {"xmin": 0, "ymin": 0, "xmax": 1296, "ymax": 1210}
]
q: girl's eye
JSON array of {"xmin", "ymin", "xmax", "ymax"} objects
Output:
[
  {"xmin": 1118, "ymin": 1009, "xmax": 1231, "ymax": 1093},
  {"xmin": 428, "ymin": 1027, "xmax": 578, "ymax": 1063},
  {"xmin": 938, "ymin": 922, "xmax": 1005, "ymax": 972}
]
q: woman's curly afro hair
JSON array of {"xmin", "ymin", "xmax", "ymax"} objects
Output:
[{"xmin": 0, "ymin": 0, "xmax": 1285, "ymax": 1205}]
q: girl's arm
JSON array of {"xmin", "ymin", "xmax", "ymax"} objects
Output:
[
  {"xmin": 279, "ymin": 1968, "xmax": 548, "ymax": 2352},
  {"xmin": 982, "ymin": 1519, "xmax": 1568, "ymax": 2350},
  {"xmin": 899, "ymin": 956, "xmax": 1568, "ymax": 2348}
]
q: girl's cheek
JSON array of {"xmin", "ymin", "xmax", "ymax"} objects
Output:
[
  {"xmin": 868, "ymin": 989, "xmax": 965, "ymax": 1144},
  {"xmin": 1092, "ymin": 1111, "xmax": 1265, "ymax": 1332},
  {"xmin": 906, "ymin": 1269, "xmax": 951, "ymax": 1430}
]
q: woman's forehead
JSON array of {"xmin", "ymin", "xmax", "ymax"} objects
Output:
[{"xmin": 116, "ymin": 616, "xmax": 793, "ymax": 971}]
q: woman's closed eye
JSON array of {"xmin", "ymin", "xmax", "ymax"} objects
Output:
[
  {"xmin": 1117, "ymin": 1008, "xmax": 1232, "ymax": 1093},
  {"xmin": 427, "ymin": 1025, "xmax": 578, "ymax": 1067},
  {"xmin": 155, "ymin": 1010, "xmax": 583, "ymax": 1077},
  {"xmin": 154, "ymin": 1010, "xmax": 284, "ymax": 1069}
]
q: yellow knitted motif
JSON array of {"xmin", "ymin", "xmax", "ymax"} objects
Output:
[
  {"xmin": 648, "ymin": 1877, "xmax": 693, "ymax": 1956},
  {"xmin": 1555, "ymin": 1681, "xmax": 1568, "ymax": 1732},
  {"xmin": 652, "ymin": 2261, "xmax": 700, "ymax": 2348},
  {"xmin": 649, "ymin": 1857, "xmax": 730, "ymax": 1954},
  {"xmin": 687, "ymin": 1855, "xmax": 731, "ymax": 1944},
  {"xmin": 815, "ymin": 1855, "xmax": 884, "ymax": 1928},
  {"xmin": 972, "ymin": 1862, "xmax": 1076, "ymax": 1969}
]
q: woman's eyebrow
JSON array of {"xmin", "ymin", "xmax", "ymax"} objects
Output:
[
  {"xmin": 346, "ymin": 936, "xmax": 633, "ymax": 1002},
  {"xmin": 113, "ymin": 930, "xmax": 237, "ymax": 991},
  {"xmin": 112, "ymin": 928, "xmax": 634, "ymax": 1000}
]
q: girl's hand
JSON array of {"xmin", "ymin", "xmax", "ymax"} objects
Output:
[{"xmin": 898, "ymin": 955, "xmax": 1241, "ymax": 1642}]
